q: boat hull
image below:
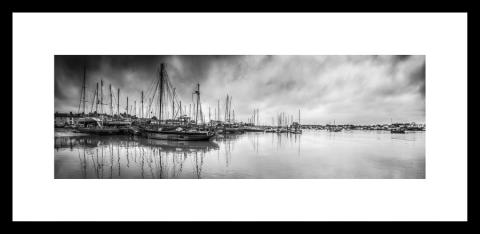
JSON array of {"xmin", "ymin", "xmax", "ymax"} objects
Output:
[
  {"xmin": 216, "ymin": 128, "xmax": 244, "ymax": 134},
  {"xmin": 244, "ymin": 128, "xmax": 264, "ymax": 132},
  {"xmin": 244, "ymin": 127, "xmax": 265, "ymax": 132},
  {"xmin": 143, "ymin": 130, "xmax": 215, "ymax": 141},
  {"xmin": 76, "ymin": 127, "xmax": 123, "ymax": 135}
]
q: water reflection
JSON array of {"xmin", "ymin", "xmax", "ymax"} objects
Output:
[
  {"xmin": 55, "ymin": 130, "xmax": 425, "ymax": 179},
  {"xmin": 56, "ymin": 135, "xmax": 219, "ymax": 179},
  {"xmin": 214, "ymin": 134, "xmax": 242, "ymax": 167}
]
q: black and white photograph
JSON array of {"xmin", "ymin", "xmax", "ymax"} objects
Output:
[
  {"xmin": 13, "ymin": 13, "xmax": 468, "ymax": 221},
  {"xmin": 55, "ymin": 55, "xmax": 426, "ymax": 179}
]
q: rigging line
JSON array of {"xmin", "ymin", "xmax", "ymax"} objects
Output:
[
  {"xmin": 143, "ymin": 81, "xmax": 155, "ymax": 101},
  {"xmin": 148, "ymin": 76, "xmax": 160, "ymax": 106},
  {"xmin": 147, "ymin": 79, "xmax": 159, "ymax": 116},
  {"xmin": 144, "ymin": 74, "xmax": 159, "ymax": 101},
  {"xmin": 144, "ymin": 70, "xmax": 158, "ymax": 96},
  {"xmin": 90, "ymin": 91, "xmax": 96, "ymax": 113},
  {"xmin": 145, "ymin": 80, "xmax": 156, "ymax": 99},
  {"xmin": 163, "ymin": 69, "xmax": 184, "ymax": 115}
]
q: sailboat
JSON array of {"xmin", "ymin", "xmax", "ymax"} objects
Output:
[
  {"xmin": 142, "ymin": 127, "xmax": 215, "ymax": 141},
  {"xmin": 264, "ymin": 127, "xmax": 276, "ymax": 133},
  {"xmin": 390, "ymin": 127, "xmax": 406, "ymax": 134},
  {"xmin": 328, "ymin": 120, "xmax": 342, "ymax": 132},
  {"xmin": 244, "ymin": 126, "xmax": 264, "ymax": 132},
  {"xmin": 290, "ymin": 109, "xmax": 302, "ymax": 134},
  {"xmin": 74, "ymin": 64, "xmax": 126, "ymax": 135},
  {"xmin": 76, "ymin": 117, "xmax": 125, "ymax": 135},
  {"xmin": 139, "ymin": 63, "xmax": 215, "ymax": 141}
]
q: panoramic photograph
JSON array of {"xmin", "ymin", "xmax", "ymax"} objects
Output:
[{"xmin": 54, "ymin": 55, "xmax": 426, "ymax": 179}]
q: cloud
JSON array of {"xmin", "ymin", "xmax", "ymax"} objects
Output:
[{"xmin": 55, "ymin": 55, "xmax": 425, "ymax": 124}]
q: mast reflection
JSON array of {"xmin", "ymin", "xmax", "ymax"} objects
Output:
[
  {"xmin": 214, "ymin": 134, "xmax": 239, "ymax": 167},
  {"xmin": 58, "ymin": 135, "xmax": 219, "ymax": 179}
]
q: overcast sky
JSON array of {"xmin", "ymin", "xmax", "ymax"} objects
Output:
[{"xmin": 55, "ymin": 55, "xmax": 425, "ymax": 125}]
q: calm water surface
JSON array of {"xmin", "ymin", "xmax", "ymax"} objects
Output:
[{"xmin": 54, "ymin": 130, "xmax": 425, "ymax": 179}]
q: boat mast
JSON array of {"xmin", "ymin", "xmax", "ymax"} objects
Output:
[
  {"xmin": 171, "ymin": 88, "xmax": 175, "ymax": 119},
  {"xmin": 178, "ymin": 100, "xmax": 183, "ymax": 117},
  {"xmin": 159, "ymin": 63, "xmax": 165, "ymax": 123},
  {"xmin": 229, "ymin": 97, "xmax": 232, "ymax": 122},
  {"xmin": 252, "ymin": 109, "xmax": 255, "ymax": 125},
  {"xmin": 141, "ymin": 91, "xmax": 144, "ymax": 119},
  {"xmin": 83, "ymin": 64, "xmax": 86, "ymax": 114},
  {"xmin": 194, "ymin": 83, "xmax": 200, "ymax": 124},
  {"xmin": 117, "ymin": 88, "xmax": 120, "ymax": 116},
  {"xmin": 78, "ymin": 64, "xmax": 87, "ymax": 114},
  {"xmin": 224, "ymin": 95, "xmax": 228, "ymax": 122},
  {"xmin": 100, "ymin": 80, "xmax": 103, "ymax": 114},
  {"xmin": 179, "ymin": 101, "xmax": 182, "ymax": 116},
  {"xmin": 147, "ymin": 98, "xmax": 151, "ymax": 118},
  {"xmin": 109, "ymin": 84, "xmax": 113, "ymax": 116},
  {"xmin": 126, "ymin": 96, "xmax": 129, "ymax": 116},
  {"xmin": 92, "ymin": 82, "xmax": 98, "ymax": 113}
]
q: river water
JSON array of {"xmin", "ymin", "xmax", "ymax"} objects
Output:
[{"xmin": 54, "ymin": 129, "xmax": 425, "ymax": 179}]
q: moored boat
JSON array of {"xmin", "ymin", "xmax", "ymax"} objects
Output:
[
  {"xmin": 217, "ymin": 127, "xmax": 244, "ymax": 134},
  {"xmin": 264, "ymin": 127, "xmax": 276, "ymax": 133},
  {"xmin": 75, "ymin": 117, "xmax": 125, "ymax": 135},
  {"xmin": 291, "ymin": 129, "xmax": 302, "ymax": 134},
  {"xmin": 142, "ymin": 128, "xmax": 215, "ymax": 141},
  {"xmin": 76, "ymin": 126, "xmax": 123, "ymax": 135},
  {"xmin": 390, "ymin": 128, "xmax": 406, "ymax": 134},
  {"xmin": 276, "ymin": 128, "xmax": 288, "ymax": 133},
  {"xmin": 54, "ymin": 123, "xmax": 66, "ymax": 128},
  {"xmin": 137, "ymin": 63, "xmax": 216, "ymax": 141},
  {"xmin": 243, "ymin": 126, "xmax": 264, "ymax": 132},
  {"xmin": 328, "ymin": 127, "xmax": 342, "ymax": 132}
]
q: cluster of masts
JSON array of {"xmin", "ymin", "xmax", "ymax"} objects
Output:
[
  {"xmin": 77, "ymin": 63, "xmax": 194, "ymax": 121},
  {"xmin": 76, "ymin": 62, "xmax": 301, "ymax": 126},
  {"xmin": 275, "ymin": 110, "xmax": 301, "ymax": 128},
  {"xmin": 77, "ymin": 64, "xmax": 143, "ymax": 118}
]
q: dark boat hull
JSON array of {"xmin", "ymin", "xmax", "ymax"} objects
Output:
[
  {"xmin": 328, "ymin": 129, "xmax": 342, "ymax": 132},
  {"xmin": 143, "ymin": 130, "xmax": 215, "ymax": 141},
  {"xmin": 217, "ymin": 128, "xmax": 245, "ymax": 134},
  {"xmin": 76, "ymin": 127, "xmax": 123, "ymax": 135},
  {"xmin": 244, "ymin": 129, "xmax": 264, "ymax": 132}
]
